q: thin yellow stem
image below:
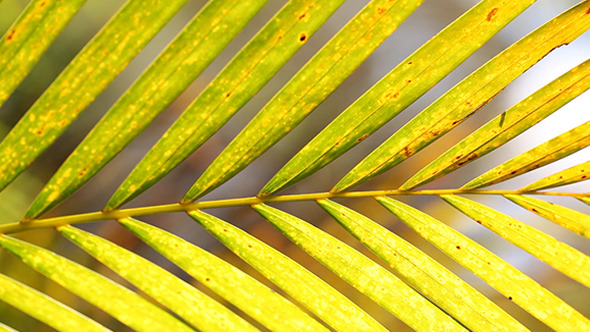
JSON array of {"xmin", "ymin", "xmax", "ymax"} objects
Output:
[{"xmin": 0, "ymin": 189, "xmax": 586, "ymax": 234}]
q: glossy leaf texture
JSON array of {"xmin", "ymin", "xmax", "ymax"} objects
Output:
[
  {"xmin": 461, "ymin": 120, "xmax": 590, "ymax": 189},
  {"xmin": 0, "ymin": 273, "xmax": 108, "ymax": 332},
  {"xmin": 252, "ymin": 203, "xmax": 466, "ymax": 331},
  {"xmin": 25, "ymin": 0, "xmax": 269, "ymax": 219},
  {"xmin": 0, "ymin": 0, "xmax": 87, "ymax": 108},
  {"xmin": 333, "ymin": 3, "xmax": 590, "ymax": 192},
  {"xmin": 0, "ymin": 0, "xmax": 589, "ymax": 330},
  {"xmin": 504, "ymin": 194, "xmax": 590, "ymax": 239},
  {"xmin": 260, "ymin": 0, "xmax": 537, "ymax": 196},
  {"xmin": 0, "ymin": 0, "xmax": 190, "ymax": 192},
  {"xmin": 376, "ymin": 196, "xmax": 590, "ymax": 331},
  {"xmin": 0, "ymin": 235, "xmax": 194, "ymax": 331},
  {"xmin": 187, "ymin": 209, "xmax": 387, "ymax": 332},
  {"xmin": 521, "ymin": 159, "xmax": 590, "ymax": 191},
  {"xmin": 316, "ymin": 198, "xmax": 527, "ymax": 332},
  {"xmin": 183, "ymin": 0, "xmax": 425, "ymax": 201},
  {"xmin": 105, "ymin": 0, "xmax": 347, "ymax": 210},
  {"xmin": 58, "ymin": 225, "xmax": 258, "ymax": 332},
  {"xmin": 442, "ymin": 194, "xmax": 590, "ymax": 288},
  {"xmin": 400, "ymin": 57, "xmax": 590, "ymax": 190},
  {"xmin": 117, "ymin": 217, "xmax": 326, "ymax": 331}
]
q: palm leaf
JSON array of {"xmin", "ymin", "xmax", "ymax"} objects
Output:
[{"xmin": 0, "ymin": 0, "xmax": 589, "ymax": 331}]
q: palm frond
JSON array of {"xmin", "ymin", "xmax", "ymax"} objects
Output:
[{"xmin": 0, "ymin": 0, "xmax": 589, "ymax": 331}]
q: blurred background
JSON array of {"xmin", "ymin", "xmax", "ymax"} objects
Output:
[{"xmin": 0, "ymin": 0, "xmax": 589, "ymax": 330}]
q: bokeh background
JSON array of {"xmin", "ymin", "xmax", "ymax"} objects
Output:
[{"xmin": 0, "ymin": 0, "xmax": 589, "ymax": 330}]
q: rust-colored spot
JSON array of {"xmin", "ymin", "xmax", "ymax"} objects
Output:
[
  {"xmin": 298, "ymin": 13, "xmax": 306, "ymax": 20},
  {"xmin": 486, "ymin": 8, "xmax": 498, "ymax": 22},
  {"xmin": 406, "ymin": 79, "xmax": 412, "ymax": 84},
  {"xmin": 377, "ymin": 7, "xmax": 386, "ymax": 15},
  {"xmin": 402, "ymin": 146, "xmax": 411, "ymax": 157},
  {"xmin": 407, "ymin": 61, "xmax": 413, "ymax": 65},
  {"xmin": 456, "ymin": 245, "xmax": 461, "ymax": 250},
  {"xmin": 60, "ymin": 120, "xmax": 68, "ymax": 126},
  {"xmin": 508, "ymin": 296, "xmax": 513, "ymax": 301},
  {"xmin": 277, "ymin": 35, "xmax": 283, "ymax": 41},
  {"xmin": 7, "ymin": 29, "xmax": 16, "ymax": 41},
  {"xmin": 205, "ymin": 278, "xmax": 210, "ymax": 282},
  {"xmin": 40, "ymin": 1, "xmax": 46, "ymax": 7},
  {"xmin": 299, "ymin": 33, "xmax": 307, "ymax": 42},
  {"xmin": 476, "ymin": 220, "xmax": 482, "ymax": 224},
  {"xmin": 586, "ymin": 6, "xmax": 590, "ymax": 14},
  {"xmin": 225, "ymin": 92, "xmax": 232, "ymax": 98},
  {"xmin": 531, "ymin": 208, "xmax": 538, "ymax": 213},
  {"xmin": 357, "ymin": 133, "xmax": 369, "ymax": 143}
]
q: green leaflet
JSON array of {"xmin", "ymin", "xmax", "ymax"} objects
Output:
[
  {"xmin": 505, "ymin": 194, "xmax": 590, "ymax": 239},
  {"xmin": 0, "ymin": 0, "xmax": 87, "ymax": 108},
  {"xmin": 105, "ymin": 0, "xmax": 346, "ymax": 210},
  {"xmin": 187, "ymin": 210, "xmax": 386, "ymax": 332},
  {"xmin": 442, "ymin": 194, "xmax": 590, "ymax": 288},
  {"xmin": 260, "ymin": 0, "xmax": 537, "ymax": 196},
  {"xmin": 252, "ymin": 203, "xmax": 467, "ymax": 332},
  {"xmin": 0, "ymin": 235, "xmax": 194, "ymax": 332},
  {"xmin": 400, "ymin": 58, "xmax": 590, "ymax": 190},
  {"xmin": 0, "ymin": 0, "xmax": 190, "ymax": 193},
  {"xmin": 25, "ymin": 0, "xmax": 269, "ymax": 219},
  {"xmin": 0, "ymin": 273, "xmax": 108, "ymax": 332},
  {"xmin": 58, "ymin": 225, "xmax": 257, "ymax": 332},
  {"xmin": 317, "ymin": 199, "xmax": 527, "ymax": 332},
  {"xmin": 376, "ymin": 196, "xmax": 590, "ymax": 332},
  {"xmin": 183, "ymin": 0, "xmax": 425, "ymax": 201},
  {"xmin": 521, "ymin": 160, "xmax": 590, "ymax": 191},
  {"xmin": 462, "ymin": 120, "xmax": 590, "ymax": 189},
  {"xmin": 118, "ymin": 217, "xmax": 323, "ymax": 332},
  {"xmin": 334, "ymin": 3, "xmax": 590, "ymax": 192}
]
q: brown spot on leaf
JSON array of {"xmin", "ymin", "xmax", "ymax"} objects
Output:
[
  {"xmin": 456, "ymin": 245, "xmax": 461, "ymax": 250},
  {"xmin": 298, "ymin": 13, "xmax": 306, "ymax": 20},
  {"xmin": 225, "ymin": 92, "xmax": 232, "ymax": 98},
  {"xmin": 7, "ymin": 29, "xmax": 15, "ymax": 41},
  {"xmin": 377, "ymin": 7, "xmax": 386, "ymax": 14},
  {"xmin": 586, "ymin": 6, "xmax": 590, "ymax": 14},
  {"xmin": 508, "ymin": 296, "xmax": 513, "ymax": 301},
  {"xmin": 299, "ymin": 33, "xmax": 307, "ymax": 42},
  {"xmin": 357, "ymin": 133, "xmax": 369, "ymax": 143},
  {"xmin": 40, "ymin": 1, "xmax": 46, "ymax": 7},
  {"xmin": 486, "ymin": 8, "xmax": 498, "ymax": 22}
]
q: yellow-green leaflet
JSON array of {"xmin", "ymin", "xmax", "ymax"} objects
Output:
[
  {"xmin": 376, "ymin": 196, "xmax": 590, "ymax": 331},
  {"xmin": 0, "ymin": 273, "xmax": 109, "ymax": 332},
  {"xmin": 252, "ymin": 204, "xmax": 467, "ymax": 332},
  {"xmin": 334, "ymin": 3, "xmax": 590, "ymax": 192},
  {"xmin": 442, "ymin": 194, "xmax": 590, "ymax": 288},
  {"xmin": 183, "ymin": 0, "xmax": 425, "ymax": 201},
  {"xmin": 0, "ymin": 0, "xmax": 190, "ymax": 192},
  {"xmin": 0, "ymin": 322, "xmax": 16, "ymax": 332},
  {"xmin": 25, "ymin": 0, "xmax": 269, "ymax": 219},
  {"xmin": 58, "ymin": 225, "xmax": 257, "ymax": 332},
  {"xmin": 105, "ymin": 0, "xmax": 346, "ymax": 210},
  {"xmin": 521, "ymin": 160, "xmax": 590, "ymax": 191},
  {"xmin": 187, "ymin": 210, "xmax": 385, "ymax": 332},
  {"xmin": 0, "ymin": 0, "xmax": 87, "ymax": 108},
  {"xmin": 260, "ymin": 0, "xmax": 537, "ymax": 196},
  {"xmin": 504, "ymin": 194, "xmax": 590, "ymax": 239},
  {"xmin": 462, "ymin": 120, "xmax": 590, "ymax": 189},
  {"xmin": 118, "ymin": 217, "xmax": 324, "ymax": 332},
  {"xmin": 0, "ymin": 235, "xmax": 194, "ymax": 332},
  {"xmin": 400, "ymin": 58, "xmax": 590, "ymax": 191},
  {"xmin": 316, "ymin": 199, "xmax": 528, "ymax": 332}
]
